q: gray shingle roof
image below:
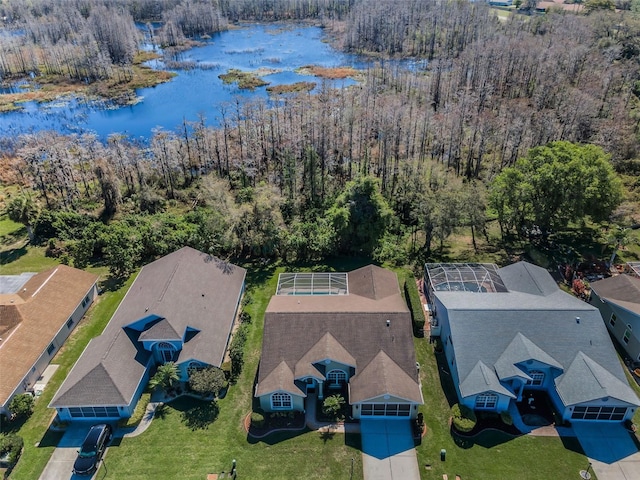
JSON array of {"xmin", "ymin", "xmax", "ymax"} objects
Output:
[
  {"xmin": 494, "ymin": 332, "xmax": 562, "ymax": 381},
  {"xmin": 434, "ymin": 261, "xmax": 639, "ymax": 408},
  {"xmin": 257, "ymin": 266, "xmax": 421, "ymax": 404},
  {"xmin": 590, "ymin": 274, "xmax": 640, "ymax": 315},
  {"xmin": 460, "ymin": 361, "xmax": 516, "ymax": 399},
  {"xmin": 51, "ymin": 247, "xmax": 245, "ymax": 408},
  {"xmin": 556, "ymin": 352, "xmax": 640, "ymax": 406}
]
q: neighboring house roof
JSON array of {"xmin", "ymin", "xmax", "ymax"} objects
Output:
[
  {"xmin": 590, "ymin": 274, "xmax": 640, "ymax": 316},
  {"xmin": 51, "ymin": 247, "xmax": 246, "ymax": 409},
  {"xmin": 0, "ymin": 265, "xmax": 98, "ymax": 408},
  {"xmin": 256, "ymin": 265, "xmax": 422, "ymax": 404},
  {"xmin": 431, "ymin": 261, "xmax": 639, "ymax": 408}
]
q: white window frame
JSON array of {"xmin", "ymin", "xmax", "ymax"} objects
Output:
[
  {"xmin": 526, "ymin": 371, "xmax": 545, "ymax": 386},
  {"xmin": 271, "ymin": 392, "xmax": 292, "ymax": 410},
  {"xmin": 609, "ymin": 314, "xmax": 617, "ymax": 328},
  {"xmin": 623, "ymin": 325, "xmax": 632, "ymax": 345},
  {"xmin": 157, "ymin": 342, "xmax": 177, "ymax": 363},
  {"xmin": 475, "ymin": 393, "xmax": 498, "ymax": 410},
  {"xmin": 327, "ymin": 369, "xmax": 347, "ymax": 387}
]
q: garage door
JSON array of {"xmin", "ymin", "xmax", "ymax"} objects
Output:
[{"xmin": 361, "ymin": 403, "xmax": 411, "ymax": 417}]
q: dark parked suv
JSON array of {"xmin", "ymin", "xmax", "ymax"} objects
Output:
[{"xmin": 73, "ymin": 424, "xmax": 112, "ymax": 476}]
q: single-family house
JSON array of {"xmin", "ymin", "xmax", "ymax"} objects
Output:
[
  {"xmin": 424, "ymin": 261, "xmax": 639, "ymax": 423},
  {"xmin": 255, "ymin": 266, "xmax": 423, "ymax": 419},
  {"xmin": 0, "ymin": 265, "xmax": 98, "ymax": 416},
  {"xmin": 590, "ymin": 273, "xmax": 640, "ymax": 363},
  {"xmin": 50, "ymin": 247, "xmax": 246, "ymax": 421}
]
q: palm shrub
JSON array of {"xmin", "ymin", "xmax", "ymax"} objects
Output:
[
  {"xmin": 322, "ymin": 394, "xmax": 346, "ymax": 420},
  {"xmin": 149, "ymin": 362, "xmax": 179, "ymax": 393},
  {"xmin": 451, "ymin": 403, "xmax": 477, "ymax": 433}
]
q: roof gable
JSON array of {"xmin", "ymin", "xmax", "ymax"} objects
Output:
[
  {"xmin": 255, "ymin": 361, "xmax": 305, "ymax": 397},
  {"xmin": 591, "ymin": 274, "xmax": 640, "ymax": 315},
  {"xmin": 138, "ymin": 318, "xmax": 181, "ymax": 341},
  {"xmin": 498, "ymin": 261, "xmax": 558, "ymax": 296},
  {"xmin": 556, "ymin": 352, "xmax": 640, "ymax": 406},
  {"xmin": 297, "ymin": 332, "xmax": 356, "ymax": 369},
  {"xmin": 459, "ymin": 361, "xmax": 516, "ymax": 399},
  {"xmin": 495, "ymin": 333, "xmax": 562, "ymax": 381},
  {"xmin": 349, "ymin": 350, "xmax": 422, "ymax": 403}
]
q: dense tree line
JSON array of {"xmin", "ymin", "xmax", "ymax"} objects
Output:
[{"xmin": 2, "ymin": 1, "xmax": 637, "ymax": 272}]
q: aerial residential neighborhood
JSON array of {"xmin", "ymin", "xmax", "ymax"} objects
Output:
[{"xmin": 4, "ymin": 0, "xmax": 640, "ymax": 479}]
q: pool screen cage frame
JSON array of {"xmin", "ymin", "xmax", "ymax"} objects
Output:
[
  {"xmin": 276, "ymin": 272, "xmax": 349, "ymax": 296},
  {"xmin": 424, "ymin": 263, "xmax": 508, "ymax": 297}
]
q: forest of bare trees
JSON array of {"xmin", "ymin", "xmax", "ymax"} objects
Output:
[{"xmin": 2, "ymin": 0, "xmax": 640, "ymax": 269}]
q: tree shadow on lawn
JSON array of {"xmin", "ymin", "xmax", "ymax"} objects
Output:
[
  {"xmin": 246, "ymin": 427, "xmax": 312, "ymax": 445},
  {"xmin": 452, "ymin": 428, "xmax": 517, "ymax": 450},
  {"xmin": 0, "ymin": 245, "xmax": 27, "ymax": 265},
  {"xmin": 165, "ymin": 397, "xmax": 219, "ymax": 431}
]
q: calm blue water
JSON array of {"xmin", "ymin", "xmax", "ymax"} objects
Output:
[{"xmin": 0, "ymin": 24, "xmax": 366, "ymax": 142}]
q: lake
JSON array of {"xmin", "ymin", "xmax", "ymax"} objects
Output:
[{"xmin": 0, "ymin": 24, "xmax": 366, "ymax": 142}]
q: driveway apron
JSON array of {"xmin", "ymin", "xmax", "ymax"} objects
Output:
[
  {"xmin": 360, "ymin": 419, "xmax": 420, "ymax": 480},
  {"xmin": 573, "ymin": 422, "xmax": 640, "ymax": 480},
  {"xmin": 38, "ymin": 422, "xmax": 103, "ymax": 480}
]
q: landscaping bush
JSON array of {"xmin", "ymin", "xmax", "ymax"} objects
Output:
[
  {"xmin": 451, "ymin": 403, "xmax": 477, "ymax": 433},
  {"xmin": 188, "ymin": 366, "xmax": 226, "ymax": 397},
  {"xmin": 118, "ymin": 393, "xmax": 151, "ymax": 428},
  {"xmin": 322, "ymin": 394, "xmax": 346, "ymax": 420},
  {"xmin": 229, "ymin": 323, "xmax": 249, "ymax": 381},
  {"xmin": 250, "ymin": 411, "xmax": 265, "ymax": 428},
  {"xmin": 220, "ymin": 361, "xmax": 232, "ymax": 380},
  {"xmin": 239, "ymin": 310, "xmax": 252, "ymax": 324},
  {"xmin": 8, "ymin": 394, "xmax": 35, "ymax": 420},
  {"xmin": 0, "ymin": 433, "xmax": 24, "ymax": 465},
  {"xmin": 500, "ymin": 410, "xmax": 513, "ymax": 426}
]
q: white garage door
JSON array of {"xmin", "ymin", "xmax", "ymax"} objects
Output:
[{"xmin": 361, "ymin": 403, "xmax": 411, "ymax": 417}]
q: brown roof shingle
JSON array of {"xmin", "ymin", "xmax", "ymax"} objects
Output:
[
  {"xmin": 0, "ymin": 265, "xmax": 98, "ymax": 407},
  {"xmin": 257, "ymin": 266, "xmax": 421, "ymax": 403}
]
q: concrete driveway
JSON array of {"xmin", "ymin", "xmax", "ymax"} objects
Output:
[
  {"xmin": 573, "ymin": 422, "xmax": 640, "ymax": 480},
  {"xmin": 360, "ymin": 419, "xmax": 420, "ymax": 480},
  {"xmin": 38, "ymin": 422, "xmax": 105, "ymax": 480}
]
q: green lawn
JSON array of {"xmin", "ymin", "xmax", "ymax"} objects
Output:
[{"xmin": 5, "ymin": 272, "xmax": 136, "ymax": 480}]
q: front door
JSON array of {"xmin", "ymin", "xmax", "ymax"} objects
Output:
[{"xmin": 306, "ymin": 378, "xmax": 316, "ymax": 393}]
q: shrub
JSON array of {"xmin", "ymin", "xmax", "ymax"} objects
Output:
[
  {"xmin": 9, "ymin": 394, "xmax": 35, "ymax": 420},
  {"xmin": 403, "ymin": 278, "xmax": 425, "ymax": 337},
  {"xmin": 451, "ymin": 403, "xmax": 477, "ymax": 433},
  {"xmin": 220, "ymin": 361, "xmax": 232, "ymax": 380},
  {"xmin": 229, "ymin": 323, "xmax": 249, "ymax": 381},
  {"xmin": 239, "ymin": 310, "xmax": 252, "ymax": 324},
  {"xmin": 118, "ymin": 393, "xmax": 151, "ymax": 428},
  {"xmin": 250, "ymin": 412, "xmax": 265, "ymax": 428},
  {"xmin": 500, "ymin": 410, "xmax": 513, "ymax": 426},
  {"xmin": 0, "ymin": 433, "xmax": 24, "ymax": 465},
  {"xmin": 322, "ymin": 394, "xmax": 345, "ymax": 420},
  {"xmin": 188, "ymin": 366, "xmax": 226, "ymax": 397}
]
